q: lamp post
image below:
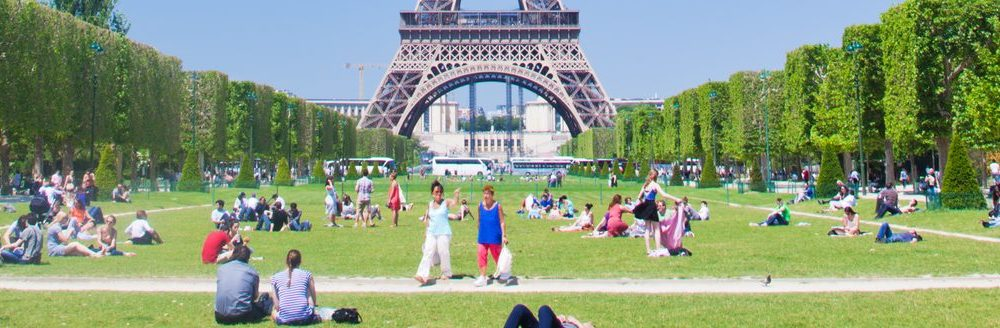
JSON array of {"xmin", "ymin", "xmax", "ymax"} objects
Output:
[
  {"xmin": 246, "ymin": 90, "xmax": 258, "ymax": 184},
  {"xmin": 759, "ymin": 70, "xmax": 773, "ymax": 193},
  {"xmin": 287, "ymin": 102, "xmax": 296, "ymax": 166},
  {"xmin": 189, "ymin": 72, "xmax": 199, "ymax": 149},
  {"xmin": 846, "ymin": 41, "xmax": 865, "ymax": 195},
  {"xmin": 89, "ymin": 41, "xmax": 104, "ymax": 170}
]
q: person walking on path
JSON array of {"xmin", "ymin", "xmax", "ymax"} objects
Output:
[
  {"xmin": 414, "ymin": 181, "xmax": 460, "ymax": 286},
  {"xmin": 474, "ymin": 185, "xmax": 508, "ymax": 287},
  {"xmin": 355, "ymin": 169, "xmax": 374, "ymax": 228},
  {"xmin": 387, "ymin": 172, "xmax": 403, "ymax": 227}
]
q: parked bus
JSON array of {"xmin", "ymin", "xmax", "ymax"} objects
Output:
[
  {"xmin": 511, "ymin": 157, "xmax": 574, "ymax": 176},
  {"xmin": 324, "ymin": 157, "xmax": 396, "ymax": 177},
  {"xmin": 431, "ymin": 157, "xmax": 491, "ymax": 176}
]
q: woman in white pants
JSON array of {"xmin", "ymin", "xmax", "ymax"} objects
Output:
[{"xmin": 415, "ymin": 180, "xmax": 461, "ymax": 285}]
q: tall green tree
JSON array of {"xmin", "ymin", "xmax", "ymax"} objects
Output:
[{"xmin": 843, "ymin": 24, "xmax": 891, "ymax": 183}]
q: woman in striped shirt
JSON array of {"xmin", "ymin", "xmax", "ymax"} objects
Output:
[{"xmin": 270, "ymin": 250, "xmax": 334, "ymax": 325}]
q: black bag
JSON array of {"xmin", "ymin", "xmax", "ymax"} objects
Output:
[
  {"xmin": 331, "ymin": 308, "xmax": 362, "ymax": 324},
  {"xmin": 29, "ymin": 195, "xmax": 50, "ymax": 215}
]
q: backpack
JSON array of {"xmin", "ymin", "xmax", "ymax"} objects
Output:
[
  {"xmin": 29, "ymin": 195, "xmax": 50, "ymax": 215},
  {"xmin": 331, "ymin": 308, "xmax": 362, "ymax": 324}
]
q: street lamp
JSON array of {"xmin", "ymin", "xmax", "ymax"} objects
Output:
[
  {"xmin": 846, "ymin": 40, "xmax": 865, "ymax": 194},
  {"xmin": 287, "ymin": 102, "xmax": 296, "ymax": 167},
  {"xmin": 759, "ymin": 70, "xmax": 773, "ymax": 193},
  {"xmin": 89, "ymin": 41, "xmax": 104, "ymax": 170},
  {"xmin": 245, "ymin": 90, "xmax": 258, "ymax": 182},
  {"xmin": 189, "ymin": 72, "xmax": 200, "ymax": 149}
]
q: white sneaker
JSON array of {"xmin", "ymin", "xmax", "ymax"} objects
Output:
[{"xmin": 473, "ymin": 275, "xmax": 487, "ymax": 287}]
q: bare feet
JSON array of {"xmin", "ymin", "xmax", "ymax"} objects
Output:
[
  {"xmin": 414, "ymin": 276, "xmax": 428, "ymax": 285},
  {"xmin": 439, "ymin": 275, "xmax": 452, "ymax": 280}
]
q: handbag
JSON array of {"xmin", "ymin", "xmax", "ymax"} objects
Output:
[
  {"xmin": 494, "ymin": 246, "xmax": 514, "ymax": 279},
  {"xmin": 331, "ymin": 308, "xmax": 362, "ymax": 324}
]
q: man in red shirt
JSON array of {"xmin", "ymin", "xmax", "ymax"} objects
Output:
[{"xmin": 202, "ymin": 222, "xmax": 239, "ymax": 264}]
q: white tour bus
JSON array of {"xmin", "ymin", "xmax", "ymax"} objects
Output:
[
  {"xmin": 511, "ymin": 157, "xmax": 574, "ymax": 176},
  {"xmin": 431, "ymin": 157, "xmax": 491, "ymax": 176}
]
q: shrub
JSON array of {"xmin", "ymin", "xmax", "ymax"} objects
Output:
[
  {"xmin": 312, "ymin": 160, "xmax": 326, "ymax": 184},
  {"xmin": 941, "ymin": 132, "xmax": 988, "ymax": 209},
  {"xmin": 178, "ymin": 151, "xmax": 203, "ymax": 192},
  {"xmin": 749, "ymin": 161, "xmax": 767, "ymax": 192},
  {"xmin": 816, "ymin": 149, "xmax": 844, "ymax": 198},
  {"xmin": 371, "ymin": 163, "xmax": 382, "ymax": 177},
  {"xmin": 599, "ymin": 163, "xmax": 608, "ymax": 177},
  {"xmin": 669, "ymin": 164, "xmax": 683, "ymax": 186},
  {"xmin": 275, "ymin": 158, "xmax": 293, "ymax": 186},
  {"xmin": 699, "ymin": 153, "xmax": 721, "ymax": 188},
  {"xmin": 234, "ymin": 157, "xmax": 256, "ymax": 188},
  {"xmin": 94, "ymin": 145, "xmax": 118, "ymax": 199},
  {"xmin": 638, "ymin": 159, "xmax": 651, "ymax": 180}
]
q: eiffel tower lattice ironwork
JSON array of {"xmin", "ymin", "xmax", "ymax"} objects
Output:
[{"xmin": 359, "ymin": 0, "xmax": 616, "ymax": 136}]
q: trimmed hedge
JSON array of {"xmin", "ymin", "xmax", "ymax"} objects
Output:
[
  {"xmin": 312, "ymin": 160, "xmax": 326, "ymax": 183},
  {"xmin": 235, "ymin": 157, "xmax": 256, "ymax": 188},
  {"xmin": 275, "ymin": 158, "xmax": 293, "ymax": 186},
  {"xmin": 178, "ymin": 151, "xmax": 203, "ymax": 192},
  {"xmin": 94, "ymin": 145, "xmax": 117, "ymax": 199},
  {"xmin": 749, "ymin": 162, "xmax": 767, "ymax": 192},
  {"xmin": 816, "ymin": 149, "xmax": 844, "ymax": 198},
  {"xmin": 698, "ymin": 153, "xmax": 721, "ymax": 188},
  {"xmin": 669, "ymin": 164, "xmax": 683, "ymax": 186},
  {"xmin": 941, "ymin": 132, "xmax": 987, "ymax": 209}
]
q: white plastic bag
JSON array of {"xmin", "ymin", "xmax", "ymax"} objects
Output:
[{"xmin": 494, "ymin": 246, "xmax": 514, "ymax": 279}]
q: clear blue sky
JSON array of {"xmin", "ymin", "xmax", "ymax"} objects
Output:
[{"xmin": 118, "ymin": 0, "xmax": 900, "ymax": 110}]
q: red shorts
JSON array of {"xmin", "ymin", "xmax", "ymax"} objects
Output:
[{"xmin": 477, "ymin": 243, "xmax": 502, "ymax": 268}]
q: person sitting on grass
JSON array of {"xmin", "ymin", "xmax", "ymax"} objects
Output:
[
  {"xmin": 202, "ymin": 221, "xmax": 242, "ymax": 264},
  {"xmin": 874, "ymin": 182, "xmax": 901, "ymax": 219},
  {"xmin": 827, "ymin": 190, "xmax": 857, "ymax": 212},
  {"xmin": 792, "ymin": 184, "xmax": 815, "ymax": 204},
  {"xmin": 287, "ymin": 203, "xmax": 311, "ymax": 232},
  {"xmin": 215, "ymin": 245, "xmax": 272, "ymax": 325},
  {"xmin": 212, "ymin": 200, "xmax": 230, "ymax": 229},
  {"xmin": 557, "ymin": 195, "xmax": 576, "ymax": 219},
  {"xmin": 112, "ymin": 184, "xmax": 131, "ymax": 203},
  {"xmin": 254, "ymin": 196, "xmax": 271, "ymax": 231},
  {"xmin": 554, "ymin": 203, "xmax": 594, "ymax": 232},
  {"xmin": 450, "ymin": 199, "xmax": 474, "ymax": 221},
  {"xmin": 650, "ymin": 200, "xmax": 692, "ymax": 257},
  {"xmin": 68, "ymin": 199, "xmax": 97, "ymax": 240},
  {"xmin": 340, "ymin": 194, "xmax": 356, "ymax": 221},
  {"xmin": 519, "ymin": 194, "xmax": 539, "ymax": 215},
  {"xmin": 270, "ymin": 249, "xmax": 339, "ymax": 325},
  {"xmin": 583, "ymin": 194, "xmax": 631, "ymax": 238},
  {"xmin": 269, "ymin": 202, "xmax": 289, "ymax": 232},
  {"xmin": 622, "ymin": 197, "xmax": 636, "ymax": 211},
  {"xmin": 818, "ymin": 182, "xmax": 848, "ymax": 205},
  {"xmin": 751, "ymin": 198, "xmax": 790, "ymax": 227},
  {"xmin": 828, "ymin": 207, "xmax": 862, "ymax": 237},
  {"xmin": 88, "ymin": 215, "xmax": 136, "ymax": 256},
  {"xmin": 124, "ymin": 210, "xmax": 164, "ymax": 245},
  {"xmin": 538, "ymin": 189, "xmax": 554, "ymax": 213},
  {"xmin": 0, "ymin": 214, "xmax": 43, "ymax": 264},
  {"xmin": 503, "ymin": 304, "xmax": 593, "ymax": 328},
  {"xmin": 875, "ymin": 222, "xmax": 923, "ymax": 244},
  {"xmin": 47, "ymin": 212, "xmax": 102, "ymax": 258}
]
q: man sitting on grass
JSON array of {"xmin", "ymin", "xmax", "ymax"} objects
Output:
[
  {"xmin": 751, "ymin": 198, "xmax": 790, "ymax": 227},
  {"xmin": 203, "ymin": 221, "xmax": 242, "ymax": 264},
  {"xmin": 875, "ymin": 222, "xmax": 923, "ymax": 243},
  {"xmin": 211, "ymin": 200, "xmax": 230, "ymax": 229},
  {"xmin": 215, "ymin": 245, "xmax": 272, "ymax": 325},
  {"xmin": 0, "ymin": 214, "xmax": 43, "ymax": 264},
  {"xmin": 124, "ymin": 210, "xmax": 164, "ymax": 245}
]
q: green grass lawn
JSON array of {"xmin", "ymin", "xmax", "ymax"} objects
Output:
[
  {"xmin": 1, "ymin": 177, "xmax": 997, "ymax": 279},
  {"xmin": 1, "ymin": 289, "xmax": 998, "ymax": 327}
]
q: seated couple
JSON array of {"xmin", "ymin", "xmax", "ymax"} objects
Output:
[
  {"xmin": 215, "ymin": 248, "xmax": 360, "ymax": 325},
  {"xmin": 202, "ymin": 220, "xmax": 249, "ymax": 264},
  {"xmin": 751, "ymin": 198, "xmax": 791, "ymax": 227}
]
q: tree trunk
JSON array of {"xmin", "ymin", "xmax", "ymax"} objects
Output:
[
  {"xmin": 198, "ymin": 151, "xmax": 205, "ymax": 176},
  {"xmin": 61, "ymin": 140, "xmax": 74, "ymax": 179},
  {"xmin": 0, "ymin": 130, "xmax": 10, "ymax": 195},
  {"xmin": 33, "ymin": 136, "xmax": 44, "ymax": 178},
  {"xmin": 935, "ymin": 136, "xmax": 950, "ymax": 173},
  {"xmin": 842, "ymin": 152, "xmax": 854, "ymax": 177},
  {"xmin": 884, "ymin": 140, "xmax": 896, "ymax": 185},
  {"xmin": 909, "ymin": 154, "xmax": 917, "ymax": 191},
  {"xmin": 129, "ymin": 146, "xmax": 139, "ymax": 191},
  {"xmin": 149, "ymin": 150, "xmax": 159, "ymax": 192},
  {"xmin": 115, "ymin": 145, "xmax": 124, "ymax": 183}
]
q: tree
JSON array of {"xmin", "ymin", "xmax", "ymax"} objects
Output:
[
  {"xmin": 698, "ymin": 82, "xmax": 729, "ymax": 160},
  {"xmin": 954, "ymin": 38, "xmax": 1000, "ymax": 152},
  {"xmin": 235, "ymin": 156, "xmax": 255, "ymax": 188},
  {"xmin": 51, "ymin": 0, "xmax": 130, "ymax": 33},
  {"xmin": 816, "ymin": 149, "xmax": 845, "ymax": 198},
  {"xmin": 93, "ymin": 145, "xmax": 117, "ymax": 199},
  {"xmin": 312, "ymin": 160, "xmax": 326, "ymax": 183},
  {"xmin": 178, "ymin": 150, "xmax": 202, "ymax": 192},
  {"xmin": 669, "ymin": 165, "xmax": 683, "ymax": 187},
  {"xmin": 678, "ymin": 90, "xmax": 701, "ymax": 158},
  {"xmin": 782, "ymin": 45, "xmax": 832, "ymax": 156},
  {"xmin": 940, "ymin": 130, "xmax": 987, "ymax": 209},
  {"xmin": 749, "ymin": 163, "xmax": 767, "ymax": 193},
  {"xmin": 844, "ymin": 24, "xmax": 892, "ymax": 183},
  {"xmin": 275, "ymin": 158, "xmax": 292, "ymax": 186},
  {"xmin": 699, "ymin": 152, "xmax": 721, "ymax": 188}
]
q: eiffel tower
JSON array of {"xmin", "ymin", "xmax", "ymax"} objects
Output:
[{"xmin": 359, "ymin": 0, "xmax": 616, "ymax": 136}]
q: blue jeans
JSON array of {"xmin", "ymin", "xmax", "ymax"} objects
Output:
[
  {"xmin": 289, "ymin": 219, "xmax": 311, "ymax": 231},
  {"xmin": 763, "ymin": 213, "xmax": 788, "ymax": 226},
  {"xmin": 877, "ymin": 222, "xmax": 897, "ymax": 242},
  {"xmin": 503, "ymin": 304, "xmax": 561, "ymax": 328},
  {"xmin": 1, "ymin": 249, "xmax": 28, "ymax": 264},
  {"xmin": 255, "ymin": 214, "xmax": 271, "ymax": 231}
]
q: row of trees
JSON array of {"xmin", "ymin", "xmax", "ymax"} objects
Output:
[
  {"xmin": 562, "ymin": 0, "xmax": 998, "ymax": 209},
  {"xmin": 1, "ymin": 1, "xmax": 415, "ymax": 195}
]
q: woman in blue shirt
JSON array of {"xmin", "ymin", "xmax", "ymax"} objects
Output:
[{"xmin": 475, "ymin": 185, "xmax": 508, "ymax": 287}]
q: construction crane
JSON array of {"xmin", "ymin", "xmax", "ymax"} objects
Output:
[{"xmin": 345, "ymin": 63, "xmax": 386, "ymax": 100}]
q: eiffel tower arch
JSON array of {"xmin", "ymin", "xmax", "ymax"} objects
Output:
[{"xmin": 359, "ymin": 0, "xmax": 616, "ymax": 137}]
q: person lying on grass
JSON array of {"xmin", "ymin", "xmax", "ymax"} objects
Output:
[
  {"xmin": 875, "ymin": 222, "xmax": 922, "ymax": 243},
  {"xmin": 0, "ymin": 214, "xmax": 42, "ymax": 264},
  {"xmin": 751, "ymin": 198, "xmax": 790, "ymax": 227},
  {"xmin": 553, "ymin": 203, "xmax": 594, "ymax": 232},
  {"xmin": 649, "ymin": 200, "xmax": 692, "ymax": 257},
  {"xmin": 449, "ymin": 199, "xmax": 474, "ymax": 221},
  {"xmin": 826, "ymin": 190, "xmax": 856, "ymax": 212},
  {"xmin": 503, "ymin": 304, "xmax": 593, "ymax": 328},
  {"xmin": 827, "ymin": 207, "xmax": 862, "ymax": 237},
  {"xmin": 215, "ymin": 245, "xmax": 271, "ymax": 325},
  {"xmin": 124, "ymin": 210, "xmax": 164, "ymax": 245},
  {"xmin": 87, "ymin": 215, "xmax": 135, "ymax": 256},
  {"xmin": 900, "ymin": 199, "xmax": 921, "ymax": 214},
  {"xmin": 47, "ymin": 211, "xmax": 102, "ymax": 258}
]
